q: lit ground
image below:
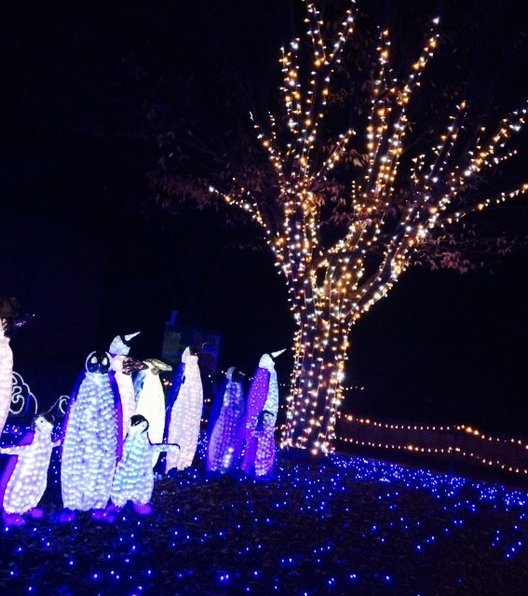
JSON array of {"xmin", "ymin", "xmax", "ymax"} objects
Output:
[{"xmin": 1, "ymin": 441, "xmax": 528, "ymax": 595}]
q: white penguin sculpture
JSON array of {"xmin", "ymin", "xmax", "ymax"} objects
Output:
[
  {"xmin": 166, "ymin": 346, "xmax": 203, "ymax": 473},
  {"xmin": 60, "ymin": 351, "xmax": 120, "ymax": 511},
  {"xmin": 108, "ymin": 331, "xmax": 143, "ymax": 439},
  {"xmin": 110, "ymin": 355, "xmax": 146, "ymax": 441},
  {"xmin": 0, "ymin": 414, "xmax": 60, "ymax": 518},
  {"xmin": 111, "ymin": 414, "xmax": 180, "ymax": 513},
  {"xmin": 134, "ymin": 358, "xmax": 172, "ymax": 468},
  {"xmin": 0, "ymin": 319, "xmax": 14, "ymax": 436}
]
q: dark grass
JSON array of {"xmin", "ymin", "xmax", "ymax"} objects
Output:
[{"xmin": 1, "ymin": 437, "xmax": 528, "ymax": 595}]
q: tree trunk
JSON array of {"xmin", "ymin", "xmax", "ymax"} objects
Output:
[{"xmin": 280, "ymin": 315, "xmax": 350, "ymax": 455}]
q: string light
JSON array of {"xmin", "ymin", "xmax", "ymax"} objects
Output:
[
  {"xmin": 60, "ymin": 351, "xmax": 120, "ymax": 511},
  {"xmin": 111, "ymin": 355, "xmax": 143, "ymax": 441},
  {"xmin": 111, "ymin": 415, "xmax": 180, "ymax": 511},
  {"xmin": 2, "ymin": 445, "xmax": 528, "ymax": 592},
  {"xmin": 208, "ymin": 1, "xmax": 527, "ymax": 456},
  {"xmin": 0, "ymin": 415, "xmax": 60, "ymax": 517},
  {"xmin": 135, "ymin": 359, "xmax": 172, "ymax": 468},
  {"xmin": 337, "ymin": 414, "xmax": 528, "ymax": 475},
  {"xmin": 166, "ymin": 347, "xmax": 203, "ymax": 472},
  {"xmin": 240, "ymin": 353, "xmax": 281, "ymax": 476},
  {"xmin": 206, "ymin": 368, "xmax": 245, "ymax": 474}
]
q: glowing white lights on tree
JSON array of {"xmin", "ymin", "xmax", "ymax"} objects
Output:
[
  {"xmin": 0, "ymin": 319, "xmax": 14, "ymax": 436},
  {"xmin": 134, "ymin": 358, "xmax": 172, "ymax": 468},
  {"xmin": 0, "ymin": 415, "xmax": 60, "ymax": 516},
  {"xmin": 166, "ymin": 347, "xmax": 203, "ymax": 473},
  {"xmin": 240, "ymin": 352, "xmax": 282, "ymax": 476},
  {"xmin": 60, "ymin": 351, "xmax": 120, "ymax": 511},
  {"xmin": 111, "ymin": 414, "xmax": 179, "ymax": 511},
  {"xmin": 206, "ymin": 367, "xmax": 246, "ymax": 473},
  {"xmin": 208, "ymin": 1, "xmax": 528, "ymax": 456}
]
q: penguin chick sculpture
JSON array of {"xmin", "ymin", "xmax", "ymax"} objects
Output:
[
  {"xmin": 111, "ymin": 415, "xmax": 179, "ymax": 512},
  {"xmin": 0, "ymin": 414, "xmax": 60, "ymax": 516},
  {"xmin": 60, "ymin": 351, "xmax": 120, "ymax": 511},
  {"xmin": 134, "ymin": 358, "xmax": 172, "ymax": 467}
]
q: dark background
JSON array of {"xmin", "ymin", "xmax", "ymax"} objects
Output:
[{"xmin": 0, "ymin": 1, "xmax": 527, "ymax": 434}]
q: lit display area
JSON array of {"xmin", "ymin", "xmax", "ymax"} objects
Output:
[{"xmin": 1, "ymin": 444, "xmax": 528, "ymax": 593}]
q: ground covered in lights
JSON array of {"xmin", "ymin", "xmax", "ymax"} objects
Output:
[{"xmin": 1, "ymin": 448, "xmax": 528, "ymax": 594}]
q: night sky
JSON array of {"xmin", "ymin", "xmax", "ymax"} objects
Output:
[{"xmin": 0, "ymin": 1, "xmax": 527, "ymax": 434}]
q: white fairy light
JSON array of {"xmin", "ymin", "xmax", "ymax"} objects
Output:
[
  {"xmin": 166, "ymin": 347, "xmax": 204, "ymax": 473},
  {"xmin": 61, "ymin": 351, "xmax": 119, "ymax": 511},
  {"xmin": 111, "ymin": 415, "xmax": 179, "ymax": 511},
  {"xmin": 110, "ymin": 355, "xmax": 145, "ymax": 440},
  {"xmin": 0, "ymin": 415, "xmax": 60, "ymax": 515},
  {"xmin": 134, "ymin": 359, "xmax": 172, "ymax": 468}
]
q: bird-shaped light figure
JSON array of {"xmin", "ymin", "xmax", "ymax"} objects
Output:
[
  {"xmin": 206, "ymin": 367, "xmax": 246, "ymax": 473},
  {"xmin": 166, "ymin": 347, "xmax": 204, "ymax": 473},
  {"xmin": 60, "ymin": 351, "xmax": 120, "ymax": 511},
  {"xmin": 134, "ymin": 358, "xmax": 172, "ymax": 468},
  {"xmin": 110, "ymin": 355, "xmax": 147, "ymax": 441},
  {"xmin": 0, "ymin": 414, "xmax": 60, "ymax": 517},
  {"xmin": 111, "ymin": 414, "xmax": 179, "ymax": 512}
]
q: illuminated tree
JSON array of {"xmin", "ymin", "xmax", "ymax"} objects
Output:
[{"xmin": 206, "ymin": 1, "xmax": 528, "ymax": 455}]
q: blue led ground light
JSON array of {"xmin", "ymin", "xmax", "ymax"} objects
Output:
[{"xmin": 1, "ymin": 436, "xmax": 528, "ymax": 593}]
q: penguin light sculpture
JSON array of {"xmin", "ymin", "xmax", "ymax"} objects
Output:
[
  {"xmin": 111, "ymin": 355, "xmax": 147, "ymax": 440},
  {"xmin": 206, "ymin": 367, "xmax": 246, "ymax": 473},
  {"xmin": 240, "ymin": 350, "xmax": 284, "ymax": 476},
  {"xmin": 0, "ymin": 413, "xmax": 60, "ymax": 519},
  {"xmin": 60, "ymin": 351, "xmax": 120, "ymax": 511},
  {"xmin": 134, "ymin": 358, "xmax": 172, "ymax": 468},
  {"xmin": 111, "ymin": 415, "xmax": 180, "ymax": 513},
  {"xmin": 166, "ymin": 346, "xmax": 203, "ymax": 473}
]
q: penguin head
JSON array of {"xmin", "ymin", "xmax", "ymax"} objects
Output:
[
  {"xmin": 85, "ymin": 351, "xmax": 111, "ymax": 374},
  {"xmin": 258, "ymin": 353, "xmax": 275, "ymax": 371},
  {"xmin": 226, "ymin": 367, "xmax": 245, "ymax": 383},
  {"xmin": 109, "ymin": 331, "xmax": 140, "ymax": 357},
  {"xmin": 32, "ymin": 413, "xmax": 54, "ymax": 434},
  {"xmin": 259, "ymin": 410, "xmax": 275, "ymax": 430},
  {"xmin": 129, "ymin": 414, "xmax": 149, "ymax": 435}
]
